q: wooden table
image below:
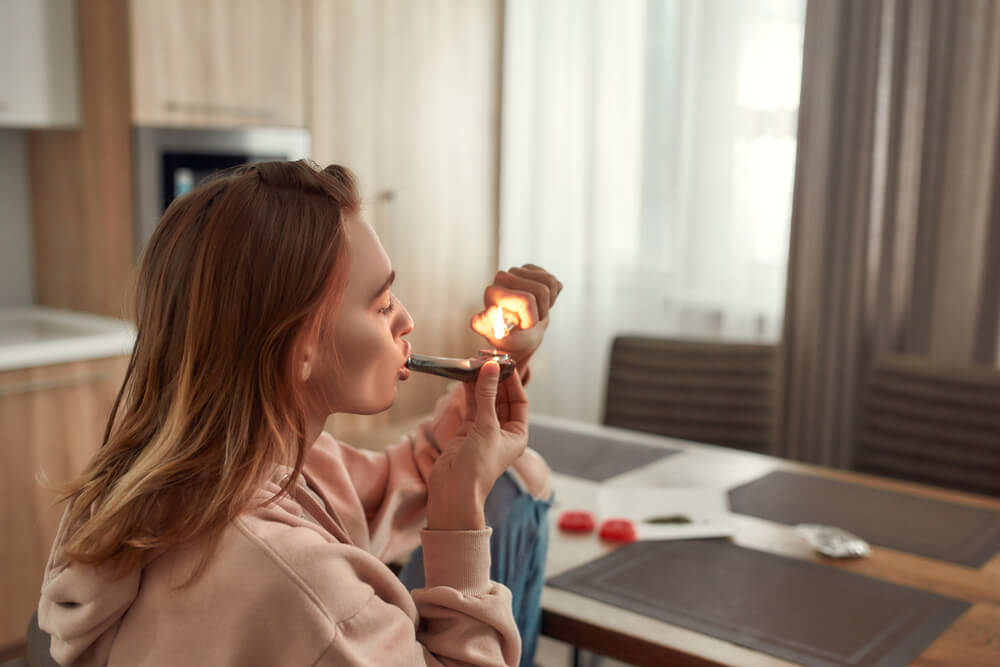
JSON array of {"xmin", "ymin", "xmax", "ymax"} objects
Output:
[{"xmin": 533, "ymin": 414, "xmax": 1000, "ymax": 667}]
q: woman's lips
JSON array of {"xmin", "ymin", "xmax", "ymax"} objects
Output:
[{"xmin": 399, "ymin": 343, "xmax": 411, "ymax": 380}]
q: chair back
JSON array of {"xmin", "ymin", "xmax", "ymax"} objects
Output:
[
  {"xmin": 603, "ymin": 336, "xmax": 779, "ymax": 453},
  {"xmin": 854, "ymin": 355, "xmax": 1000, "ymax": 497}
]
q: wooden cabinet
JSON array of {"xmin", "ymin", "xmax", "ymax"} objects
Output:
[
  {"xmin": 130, "ymin": 0, "xmax": 306, "ymax": 128},
  {"xmin": 0, "ymin": 0, "xmax": 80, "ymax": 127},
  {"xmin": 310, "ymin": 0, "xmax": 502, "ymax": 439},
  {"xmin": 0, "ymin": 356, "xmax": 128, "ymax": 653},
  {"xmin": 28, "ymin": 0, "xmax": 135, "ymax": 319},
  {"xmin": 30, "ymin": 0, "xmax": 309, "ymax": 318}
]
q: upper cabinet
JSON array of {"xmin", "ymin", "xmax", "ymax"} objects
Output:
[
  {"xmin": 129, "ymin": 0, "xmax": 306, "ymax": 128},
  {"xmin": 0, "ymin": 0, "xmax": 80, "ymax": 127}
]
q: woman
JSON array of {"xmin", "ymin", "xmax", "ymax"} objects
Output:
[{"xmin": 37, "ymin": 161, "xmax": 559, "ymax": 666}]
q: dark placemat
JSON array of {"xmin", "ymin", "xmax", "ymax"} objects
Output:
[
  {"xmin": 728, "ymin": 470, "xmax": 1000, "ymax": 567},
  {"xmin": 528, "ymin": 422, "xmax": 678, "ymax": 482},
  {"xmin": 548, "ymin": 539, "xmax": 969, "ymax": 667}
]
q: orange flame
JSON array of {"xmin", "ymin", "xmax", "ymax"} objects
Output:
[{"xmin": 493, "ymin": 306, "xmax": 507, "ymax": 339}]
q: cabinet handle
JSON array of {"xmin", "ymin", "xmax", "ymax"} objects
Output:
[
  {"xmin": 0, "ymin": 371, "xmax": 111, "ymax": 398},
  {"xmin": 163, "ymin": 100, "xmax": 279, "ymax": 120}
]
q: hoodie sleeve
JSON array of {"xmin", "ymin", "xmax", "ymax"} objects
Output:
[
  {"xmin": 306, "ymin": 527, "xmax": 520, "ymax": 667},
  {"xmin": 221, "ymin": 514, "xmax": 522, "ymax": 667}
]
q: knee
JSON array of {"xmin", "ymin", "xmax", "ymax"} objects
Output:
[
  {"xmin": 511, "ymin": 448, "xmax": 553, "ymax": 501},
  {"xmin": 484, "ymin": 468, "xmax": 552, "ymax": 536}
]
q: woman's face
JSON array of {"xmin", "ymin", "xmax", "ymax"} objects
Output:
[{"xmin": 307, "ymin": 213, "xmax": 413, "ymax": 415}]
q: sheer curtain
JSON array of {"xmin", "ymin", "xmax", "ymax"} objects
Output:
[{"xmin": 500, "ymin": 0, "xmax": 806, "ymax": 422}]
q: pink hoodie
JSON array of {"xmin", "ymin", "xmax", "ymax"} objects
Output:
[{"xmin": 37, "ymin": 387, "xmax": 522, "ymax": 666}]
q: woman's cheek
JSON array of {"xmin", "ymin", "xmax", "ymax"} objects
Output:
[
  {"xmin": 332, "ymin": 316, "xmax": 401, "ymax": 412},
  {"xmin": 360, "ymin": 351, "xmax": 395, "ymax": 408}
]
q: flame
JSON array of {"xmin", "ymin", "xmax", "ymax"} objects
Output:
[{"xmin": 493, "ymin": 306, "xmax": 507, "ymax": 339}]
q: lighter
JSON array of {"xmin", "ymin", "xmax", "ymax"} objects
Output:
[{"xmin": 405, "ymin": 350, "xmax": 516, "ymax": 382}]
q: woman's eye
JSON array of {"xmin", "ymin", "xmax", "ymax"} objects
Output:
[{"xmin": 378, "ymin": 295, "xmax": 394, "ymax": 315}]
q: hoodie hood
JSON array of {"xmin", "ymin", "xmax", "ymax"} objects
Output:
[
  {"xmin": 35, "ymin": 470, "xmax": 310, "ymax": 666},
  {"xmin": 37, "ymin": 510, "xmax": 140, "ymax": 666}
]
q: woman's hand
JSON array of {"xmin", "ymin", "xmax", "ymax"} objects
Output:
[
  {"xmin": 470, "ymin": 264, "xmax": 563, "ymax": 370},
  {"xmin": 426, "ymin": 362, "xmax": 529, "ymax": 530}
]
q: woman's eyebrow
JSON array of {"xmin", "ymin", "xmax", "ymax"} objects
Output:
[{"xmin": 371, "ymin": 270, "xmax": 395, "ymax": 301}]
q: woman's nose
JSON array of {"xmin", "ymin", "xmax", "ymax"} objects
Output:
[{"xmin": 396, "ymin": 301, "xmax": 414, "ymax": 337}]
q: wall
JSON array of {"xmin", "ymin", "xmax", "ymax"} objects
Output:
[{"xmin": 0, "ymin": 130, "xmax": 35, "ymax": 306}]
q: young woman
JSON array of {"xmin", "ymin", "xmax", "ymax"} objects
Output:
[{"xmin": 37, "ymin": 161, "xmax": 560, "ymax": 666}]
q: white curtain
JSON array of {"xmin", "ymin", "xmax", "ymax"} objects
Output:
[{"xmin": 500, "ymin": 0, "xmax": 806, "ymax": 422}]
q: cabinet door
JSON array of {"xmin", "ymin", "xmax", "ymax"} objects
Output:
[
  {"xmin": 0, "ymin": 357, "xmax": 128, "ymax": 652},
  {"xmin": 130, "ymin": 0, "xmax": 306, "ymax": 128},
  {"xmin": 0, "ymin": 0, "xmax": 79, "ymax": 127},
  {"xmin": 310, "ymin": 0, "xmax": 501, "ymax": 440}
]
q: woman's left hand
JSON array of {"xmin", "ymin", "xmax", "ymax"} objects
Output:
[{"xmin": 470, "ymin": 264, "xmax": 563, "ymax": 371}]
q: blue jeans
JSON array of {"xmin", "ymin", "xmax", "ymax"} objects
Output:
[{"xmin": 400, "ymin": 471, "xmax": 552, "ymax": 667}]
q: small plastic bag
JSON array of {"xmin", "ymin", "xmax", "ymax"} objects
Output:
[{"xmin": 795, "ymin": 524, "xmax": 871, "ymax": 559}]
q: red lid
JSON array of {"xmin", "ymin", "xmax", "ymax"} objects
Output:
[
  {"xmin": 599, "ymin": 518, "xmax": 638, "ymax": 543},
  {"xmin": 558, "ymin": 510, "xmax": 597, "ymax": 534}
]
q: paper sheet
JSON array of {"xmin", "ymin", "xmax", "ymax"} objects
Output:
[
  {"xmin": 552, "ymin": 473, "xmax": 735, "ymax": 541},
  {"xmin": 599, "ymin": 486, "xmax": 734, "ymax": 540}
]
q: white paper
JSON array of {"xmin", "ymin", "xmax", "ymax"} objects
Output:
[
  {"xmin": 550, "ymin": 474, "xmax": 601, "ymax": 514},
  {"xmin": 598, "ymin": 486, "xmax": 734, "ymax": 540},
  {"xmin": 551, "ymin": 473, "xmax": 735, "ymax": 541}
]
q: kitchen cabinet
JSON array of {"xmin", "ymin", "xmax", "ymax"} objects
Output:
[
  {"xmin": 310, "ymin": 0, "xmax": 502, "ymax": 438},
  {"xmin": 0, "ymin": 356, "xmax": 128, "ymax": 653},
  {"xmin": 30, "ymin": 0, "xmax": 308, "ymax": 315},
  {"xmin": 0, "ymin": 0, "xmax": 80, "ymax": 127},
  {"xmin": 130, "ymin": 0, "xmax": 306, "ymax": 128},
  {"xmin": 28, "ymin": 0, "xmax": 134, "ymax": 319}
]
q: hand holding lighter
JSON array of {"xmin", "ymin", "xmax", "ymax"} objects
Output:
[{"xmin": 406, "ymin": 350, "xmax": 516, "ymax": 383}]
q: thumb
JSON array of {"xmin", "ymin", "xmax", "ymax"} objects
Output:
[{"xmin": 473, "ymin": 361, "xmax": 500, "ymax": 427}]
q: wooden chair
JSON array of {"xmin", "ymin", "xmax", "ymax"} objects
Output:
[
  {"xmin": 853, "ymin": 355, "xmax": 1000, "ymax": 498},
  {"xmin": 602, "ymin": 336, "xmax": 779, "ymax": 454}
]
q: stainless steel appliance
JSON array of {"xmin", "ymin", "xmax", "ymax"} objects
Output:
[{"xmin": 132, "ymin": 126, "xmax": 311, "ymax": 254}]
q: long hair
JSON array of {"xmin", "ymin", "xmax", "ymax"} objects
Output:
[{"xmin": 57, "ymin": 160, "xmax": 360, "ymax": 576}]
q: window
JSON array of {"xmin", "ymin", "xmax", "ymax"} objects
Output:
[{"xmin": 500, "ymin": 0, "xmax": 806, "ymax": 420}]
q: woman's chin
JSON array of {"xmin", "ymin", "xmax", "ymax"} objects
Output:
[
  {"xmin": 340, "ymin": 390, "xmax": 397, "ymax": 416},
  {"xmin": 350, "ymin": 402, "xmax": 395, "ymax": 417},
  {"xmin": 374, "ymin": 386, "xmax": 399, "ymax": 414},
  {"xmin": 346, "ymin": 375, "xmax": 404, "ymax": 415}
]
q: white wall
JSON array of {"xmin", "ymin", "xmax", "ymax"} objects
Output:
[{"xmin": 0, "ymin": 129, "xmax": 35, "ymax": 306}]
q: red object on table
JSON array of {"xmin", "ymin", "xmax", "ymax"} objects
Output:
[
  {"xmin": 558, "ymin": 510, "xmax": 597, "ymax": 534},
  {"xmin": 599, "ymin": 518, "xmax": 638, "ymax": 543}
]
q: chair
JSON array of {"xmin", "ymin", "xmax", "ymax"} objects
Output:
[
  {"xmin": 853, "ymin": 355, "xmax": 1000, "ymax": 498},
  {"xmin": 602, "ymin": 336, "xmax": 779, "ymax": 453}
]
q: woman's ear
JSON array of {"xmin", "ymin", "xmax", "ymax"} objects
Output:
[{"xmin": 300, "ymin": 345, "xmax": 314, "ymax": 382}]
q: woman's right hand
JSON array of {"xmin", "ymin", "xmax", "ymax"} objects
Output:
[{"xmin": 426, "ymin": 362, "xmax": 529, "ymax": 530}]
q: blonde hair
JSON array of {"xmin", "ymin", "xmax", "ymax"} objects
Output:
[{"xmin": 58, "ymin": 161, "xmax": 361, "ymax": 576}]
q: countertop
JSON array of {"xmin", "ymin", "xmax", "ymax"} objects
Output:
[{"xmin": 0, "ymin": 306, "xmax": 136, "ymax": 372}]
